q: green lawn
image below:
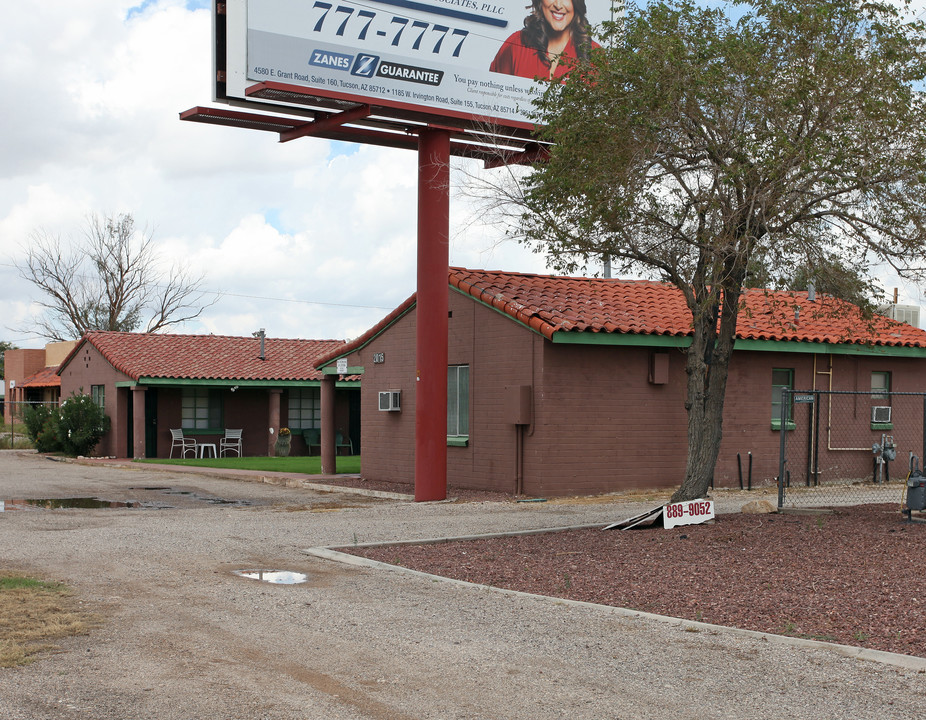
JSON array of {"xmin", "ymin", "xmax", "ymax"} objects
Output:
[{"xmin": 135, "ymin": 456, "xmax": 361, "ymax": 475}]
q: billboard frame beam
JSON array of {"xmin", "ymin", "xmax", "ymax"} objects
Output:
[{"xmin": 279, "ymin": 104, "xmax": 372, "ymax": 143}]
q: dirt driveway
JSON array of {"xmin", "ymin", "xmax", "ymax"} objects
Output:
[{"xmin": 0, "ymin": 451, "xmax": 923, "ymax": 720}]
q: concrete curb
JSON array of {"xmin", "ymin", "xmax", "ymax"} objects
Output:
[{"xmin": 303, "ymin": 529, "xmax": 926, "ymax": 675}]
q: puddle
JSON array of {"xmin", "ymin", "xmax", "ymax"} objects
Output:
[
  {"xmin": 233, "ymin": 569, "xmax": 308, "ymax": 584},
  {"xmin": 129, "ymin": 488, "xmax": 251, "ymax": 506},
  {"xmin": 1, "ymin": 488, "xmax": 252, "ymax": 512},
  {"xmin": 2, "ymin": 497, "xmax": 144, "ymax": 510}
]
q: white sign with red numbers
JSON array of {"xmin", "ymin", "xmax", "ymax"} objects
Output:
[{"xmin": 663, "ymin": 499, "xmax": 715, "ymax": 529}]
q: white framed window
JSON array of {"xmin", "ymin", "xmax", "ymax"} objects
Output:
[
  {"xmin": 288, "ymin": 387, "xmax": 321, "ymax": 430},
  {"xmin": 447, "ymin": 365, "xmax": 469, "ymax": 437},
  {"xmin": 181, "ymin": 387, "xmax": 222, "ymax": 430}
]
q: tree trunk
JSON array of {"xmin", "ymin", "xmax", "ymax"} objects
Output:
[{"xmin": 671, "ymin": 282, "xmax": 742, "ymax": 503}]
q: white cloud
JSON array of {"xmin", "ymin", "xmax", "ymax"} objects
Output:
[{"xmin": 0, "ymin": 0, "xmax": 544, "ymax": 349}]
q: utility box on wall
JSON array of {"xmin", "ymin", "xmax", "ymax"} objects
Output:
[
  {"xmin": 504, "ymin": 385, "xmax": 532, "ymax": 425},
  {"xmin": 649, "ymin": 351, "xmax": 669, "ymax": 385}
]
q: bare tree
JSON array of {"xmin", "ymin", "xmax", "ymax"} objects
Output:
[{"xmin": 19, "ymin": 213, "xmax": 213, "ymax": 341}]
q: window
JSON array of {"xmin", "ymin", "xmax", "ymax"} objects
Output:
[
  {"xmin": 447, "ymin": 365, "xmax": 469, "ymax": 439},
  {"xmin": 181, "ymin": 387, "xmax": 222, "ymax": 430},
  {"xmin": 288, "ymin": 388, "xmax": 320, "ymax": 429},
  {"xmin": 90, "ymin": 385, "xmax": 105, "ymax": 410},
  {"xmin": 871, "ymin": 371, "xmax": 891, "ymax": 401},
  {"xmin": 771, "ymin": 368, "xmax": 794, "ymax": 430}
]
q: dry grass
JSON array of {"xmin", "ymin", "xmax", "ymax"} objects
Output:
[{"xmin": 0, "ymin": 571, "xmax": 97, "ymax": 667}]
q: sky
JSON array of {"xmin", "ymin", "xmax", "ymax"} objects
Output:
[
  {"xmin": 0, "ymin": 0, "xmax": 549, "ymax": 350},
  {"xmin": 3, "ymin": 0, "xmax": 926, "ymax": 351}
]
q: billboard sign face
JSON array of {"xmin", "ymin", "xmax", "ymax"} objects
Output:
[{"xmin": 224, "ymin": 0, "xmax": 617, "ymax": 127}]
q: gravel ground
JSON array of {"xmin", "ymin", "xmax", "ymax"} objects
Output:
[
  {"xmin": 0, "ymin": 450, "xmax": 924, "ymax": 720},
  {"xmin": 348, "ymin": 505, "xmax": 926, "ymax": 657}
]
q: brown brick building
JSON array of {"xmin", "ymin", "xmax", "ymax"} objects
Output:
[
  {"xmin": 317, "ymin": 268, "xmax": 926, "ymax": 497},
  {"xmin": 56, "ymin": 332, "xmax": 359, "ymax": 458}
]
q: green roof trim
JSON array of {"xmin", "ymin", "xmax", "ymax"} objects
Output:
[
  {"xmin": 551, "ymin": 331, "xmax": 690, "ymax": 347},
  {"xmin": 732, "ymin": 339, "xmax": 926, "ymax": 358},
  {"xmin": 549, "ymin": 331, "xmax": 926, "ymax": 357}
]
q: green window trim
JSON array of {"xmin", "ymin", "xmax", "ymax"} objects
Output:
[
  {"xmin": 447, "ymin": 365, "xmax": 469, "ymax": 437},
  {"xmin": 871, "ymin": 422, "xmax": 894, "ymax": 431},
  {"xmin": 771, "ymin": 368, "xmax": 794, "ymax": 427},
  {"xmin": 447, "ymin": 435, "xmax": 469, "ymax": 447},
  {"xmin": 771, "ymin": 419, "xmax": 797, "ymax": 431}
]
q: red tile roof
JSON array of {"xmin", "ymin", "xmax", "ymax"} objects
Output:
[
  {"xmin": 20, "ymin": 366, "xmax": 62, "ymax": 388},
  {"xmin": 317, "ymin": 267, "xmax": 926, "ymax": 368},
  {"xmin": 450, "ymin": 268, "xmax": 926, "ymax": 347},
  {"xmin": 60, "ymin": 332, "xmax": 350, "ymax": 382}
]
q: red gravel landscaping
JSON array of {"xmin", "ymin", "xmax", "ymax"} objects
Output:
[{"xmin": 347, "ymin": 504, "xmax": 926, "ymax": 658}]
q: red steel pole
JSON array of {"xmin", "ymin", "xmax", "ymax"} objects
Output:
[{"xmin": 415, "ymin": 128, "xmax": 450, "ymax": 501}]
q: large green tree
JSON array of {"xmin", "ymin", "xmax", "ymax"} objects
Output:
[{"xmin": 510, "ymin": 0, "xmax": 926, "ymax": 501}]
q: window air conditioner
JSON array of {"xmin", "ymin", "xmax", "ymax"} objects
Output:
[
  {"xmin": 872, "ymin": 406, "xmax": 892, "ymax": 424},
  {"xmin": 378, "ymin": 390, "xmax": 401, "ymax": 412}
]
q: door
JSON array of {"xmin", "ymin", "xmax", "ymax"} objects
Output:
[{"xmin": 145, "ymin": 388, "xmax": 159, "ymax": 458}]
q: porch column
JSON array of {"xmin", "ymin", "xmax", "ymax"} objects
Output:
[
  {"xmin": 132, "ymin": 386, "xmax": 146, "ymax": 459},
  {"xmin": 268, "ymin": 389, "xmax": 282, "ymax": 457},
  {"xmin": 320, "ymin": 374, "xmax": 336, "ymax": 475}
]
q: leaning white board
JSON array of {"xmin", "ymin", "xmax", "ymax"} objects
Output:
[{"xmin": 663, "ymin": 499, "xmax": 715, "ymax": 529}]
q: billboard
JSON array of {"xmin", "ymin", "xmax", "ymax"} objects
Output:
[{"xmin": 222, "ymin": 0, "xmax": 617, "ymax": 129}]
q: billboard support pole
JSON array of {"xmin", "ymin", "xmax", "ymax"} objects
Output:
[{"xmin": 415, "ymin": 127, "xmax": 450, "ymax": 501}]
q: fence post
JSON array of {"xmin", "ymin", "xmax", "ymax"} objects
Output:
[
  {"xmin": 922, "ymin": 394, "xmax": 926, "ymax": 466},
  {"xmin": 777, "ymin": 387, "xmax": 788, "ymax": 509}
]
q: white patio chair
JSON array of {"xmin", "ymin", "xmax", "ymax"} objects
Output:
[
  {"xmin": 220, "ymin": 429, "xmax": 243, "ymax": 457},
  {"xmin": 170, "ymin": 428, "xmax": 197, "ymax": 458}
]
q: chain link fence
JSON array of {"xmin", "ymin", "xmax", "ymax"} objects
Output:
[{"xmin": 777, "ymin": 389, "xmax": 924, "ymax": 509}]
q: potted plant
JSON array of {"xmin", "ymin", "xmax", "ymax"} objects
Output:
[{"xmin": 274, "ymin": 427, "xmax": 292, "ymax": 457}]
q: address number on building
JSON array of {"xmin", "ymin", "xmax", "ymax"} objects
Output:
[{"xmin": 663, "ymin": 499, "xmax": 715, "ymax": 529}]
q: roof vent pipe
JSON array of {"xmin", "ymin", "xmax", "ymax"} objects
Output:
[
  {"xmin": 254, "ymin": 328, "xmax": 266, "ymax": 360},
  {"xmin": 807, "ymin": 280, "xmax": 815, "ymax": 303}
]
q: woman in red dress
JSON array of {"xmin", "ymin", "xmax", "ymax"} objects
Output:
[{"xmin": 490, "ymin": 0, "xmax": 599, "ymax": 81}]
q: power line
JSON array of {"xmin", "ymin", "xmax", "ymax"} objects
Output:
[{"xmin": 0, "ymin": 260, "xmax": 395, "ymax": 311}]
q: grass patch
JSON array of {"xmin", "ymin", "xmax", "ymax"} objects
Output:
[
  {"xmin": 0, "ymin": 571, "xmax": 96, "ymax": 667},
  {"xmin": 0, "ymin": 423, "xmax": 33, "ymax": 450},
  {"xmin": 135, "ymin": 455, "xmax": 361, "ymax": 475}
]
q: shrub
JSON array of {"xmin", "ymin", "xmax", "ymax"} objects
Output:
[
  {"xmin": 21, "ymin": 404, "xmax": 58, "ymax": 449},
  {"xmin": 37, "ymin": 414, "xmax": 63, "ymax": 453},
  {"xmin": 58, "ymin": 393, "xmax": 110, "ymax": 457}
]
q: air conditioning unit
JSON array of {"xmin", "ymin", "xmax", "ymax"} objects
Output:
[
  {"xmin": 872, "ymin": 406, "xmax": 892, "ymax": 423},
  {"xmin": 378, "ymin": 390, "xmax": 401, "ymax": 412},
  {"xmin": 880, "ymin": 303, "xmax": 921, "ymax": 327}
]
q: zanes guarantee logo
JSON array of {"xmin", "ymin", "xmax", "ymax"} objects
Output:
[
  {"xmin": 351, "ymin": 54, "xmax": 379, "ymax": 78},
  {"xmin": 309, "ymin": 49, "xmax": 353, "ymax": 71},
  {"xmin": 376, "ymin": 61, "xmax": 443, "ymax": 86}
]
